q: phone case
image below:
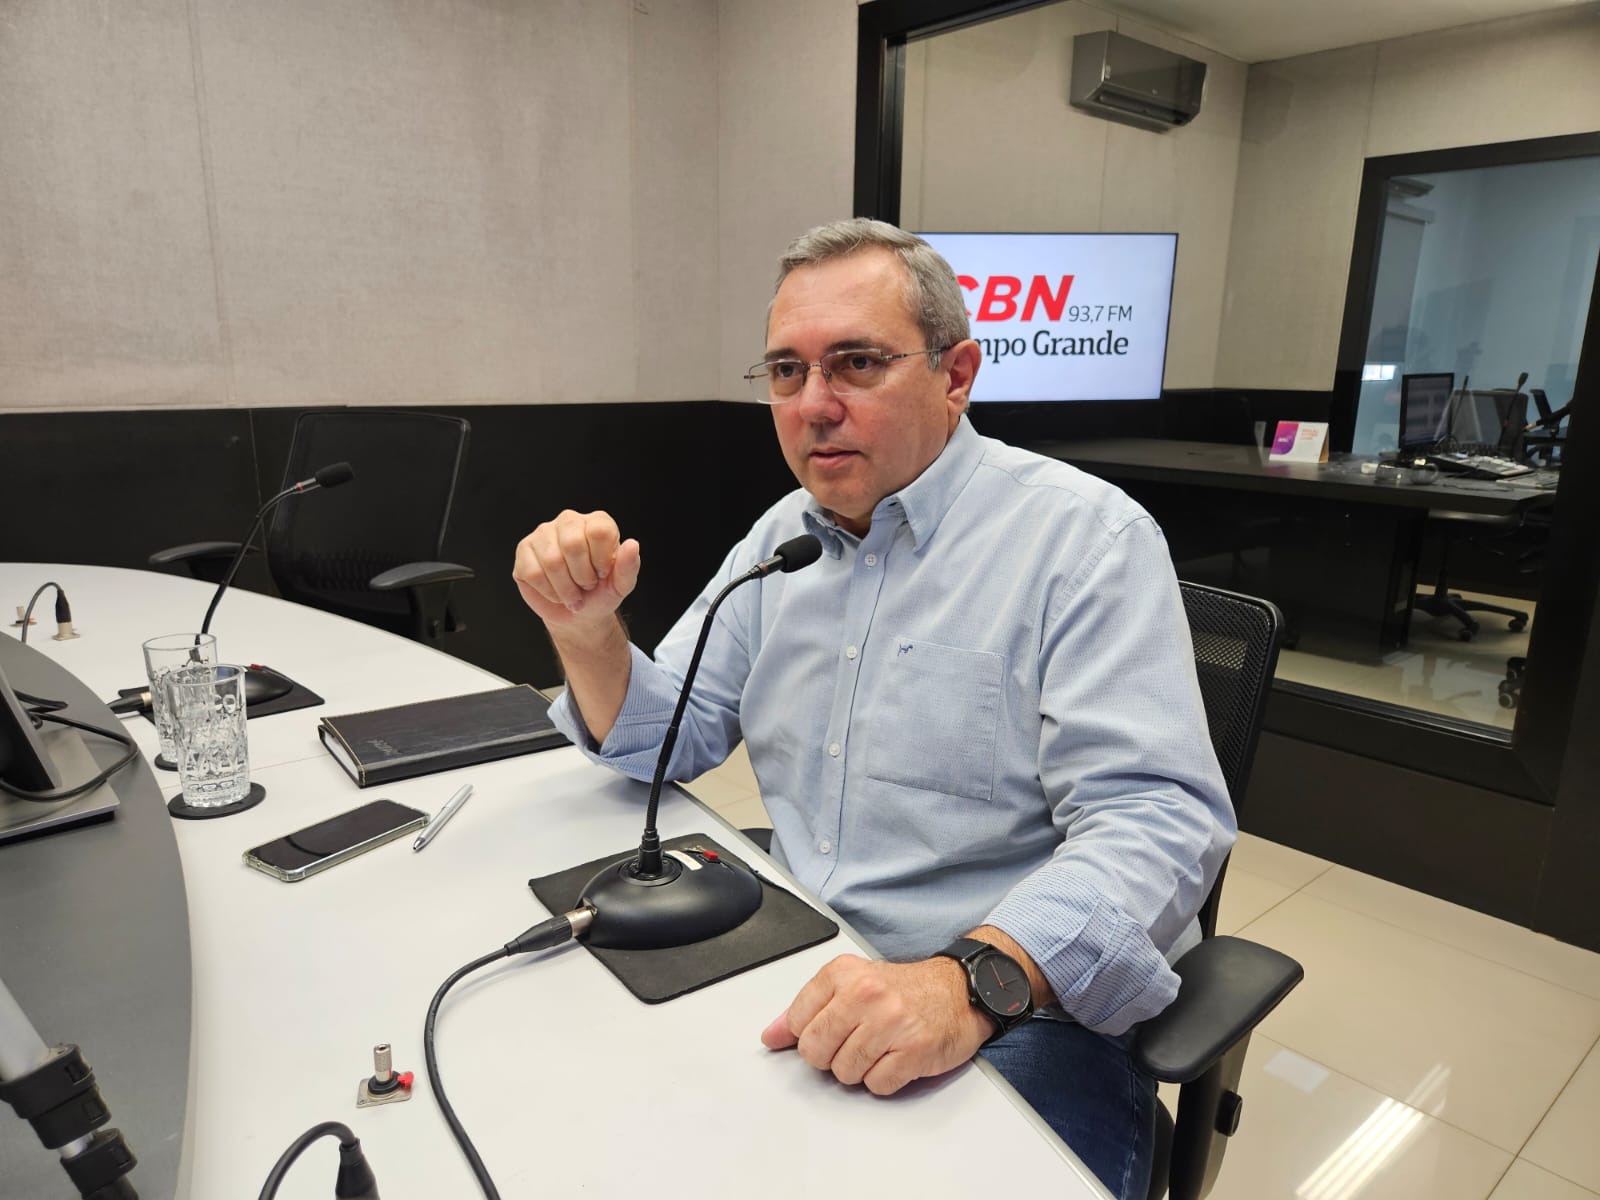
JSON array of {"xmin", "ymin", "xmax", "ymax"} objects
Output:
[{"xmin": 242, "ymin": 801, "xmax": 427, "ymax": 882}]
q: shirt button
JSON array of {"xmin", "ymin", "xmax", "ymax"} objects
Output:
[
  {"xmin": 828, "ymin": 742, "xmax": 841, "ymax": 757},
  {"xmin": 864, "ymin": 553, "xmax": 878, "ymax": 567},
  {"xmin": 845, "ymin": 645, "xmax": 858, "ymax": 660},
  {"xmin": 818, "ymin": 840, "xmax": 832, "ymax": 854}
]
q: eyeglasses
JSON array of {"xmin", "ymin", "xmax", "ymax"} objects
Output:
[{"xmin": 743, "ymin": 346, "xmax": 951, "ymax": 404}]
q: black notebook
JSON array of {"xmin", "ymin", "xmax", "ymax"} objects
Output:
[{"xmin": 318, "ymin": 685, "xmax": 569, "ymax": 787}]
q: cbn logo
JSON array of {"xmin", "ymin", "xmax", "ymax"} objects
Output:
[{"xmin": 956, "ymin": 275, "xmax": 1075, "ymax": 321}]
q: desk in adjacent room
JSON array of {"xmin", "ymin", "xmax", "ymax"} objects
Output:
[
  {"xmin": 1029, "ymin": 438, "xmax": 1557, "ymax": 656},
  {"xmin": 0, "ymin": 564, "xmax": 1109, "ymax": 1200}
]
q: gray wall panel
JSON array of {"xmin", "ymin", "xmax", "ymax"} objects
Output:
[
  {"xmin": 716, "ymin": 0, "xmax": 858, "ymax": 395},
  {"xmin": 2, "ymin": 0, "xmax": 732, "ymax": 413},
  {"xmin": 194, "ymin": 0, "xmax": 638, "ymax": 407},
  {"xmin": 0, "ymin": 0, "xmax": 226, "ymax": 411},
  {"xmin": 632, "ymin": 0, "xmax": 721, "ymax": 400}
]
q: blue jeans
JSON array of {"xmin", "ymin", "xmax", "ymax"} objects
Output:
[{"xmin": 980, "ymin": 1016, "xmax": 1155, "ymax": 1200}]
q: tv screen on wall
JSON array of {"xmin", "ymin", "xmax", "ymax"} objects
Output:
[{"xmin": 916, "ymin": 232, "xmax": 1177, "ymax": 402}]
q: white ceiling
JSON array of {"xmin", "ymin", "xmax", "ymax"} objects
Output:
[{"xmin": 1096, "ymin": 0, "xmax": 1595, "ymax": 62}]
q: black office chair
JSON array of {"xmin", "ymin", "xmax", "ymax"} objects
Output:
[
  {"xmin": 1134, "ymin": 582, "xmax": 1301, "ymax": 1200},
  {"xmin": 150, "ymin": 410, "xmax": 475, "ymax": 643},
  {"xmin": 1407, "ymin": 383, "xmax": 1535, "ymax": 641},
  {"xmin": 741, "ymin": 583, "xmax": 1301, "ymax": 1199},
  {"xmin": 1412, "ymin": 510, "xmax": 1529, "ymax": 642}
]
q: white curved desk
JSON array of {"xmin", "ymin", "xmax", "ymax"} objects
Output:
[{"xmin": 0, "ymin": 564, "xmax": 1110, "ymax": 1200}]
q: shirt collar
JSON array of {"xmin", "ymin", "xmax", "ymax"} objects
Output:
[{"xmin": 800, "ymin": 415, "xmax": 985, "ymax": 554}]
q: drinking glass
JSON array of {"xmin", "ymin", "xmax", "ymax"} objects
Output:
[
  {"xmin": 143, "ymin": 633, "xmax": 218, "ymax": 765},
  {"xmin": 165, "ymin": 664, "xmax": 251, "ymax": 807}
]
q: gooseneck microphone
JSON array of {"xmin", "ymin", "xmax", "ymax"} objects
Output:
[
  {"xmin": 200, "ymin": 462, "xmax": 356, "ymax": 637},
  {"xmin": 423, "ymin": 533, "xmax": 823, "ymax": 1200},
  {"xmin": 576, "ymin": 531, "xmax": 823, "ymax": 950}
]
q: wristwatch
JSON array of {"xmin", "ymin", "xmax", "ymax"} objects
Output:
[{"xmin": 936, "ymin": 937, "xmax": 1033, "ymax": 1044}]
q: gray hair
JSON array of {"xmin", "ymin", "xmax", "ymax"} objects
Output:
[{"xmin": 771, "ymin": 218, "xmax": 970, "ymax": 367}]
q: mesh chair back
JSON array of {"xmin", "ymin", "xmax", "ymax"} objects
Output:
[
  {"xmin": 265, "ymin": 411, "xmax": 469, "ymax": 630},
  {"xmin": 1180, "ymin": 582, "xmax": 1282, "ymax": 938}
]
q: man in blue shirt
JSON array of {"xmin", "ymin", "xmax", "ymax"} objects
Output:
[{"xmin": 514, "ymin": 219, "xmax": 1233, "ymax": 1199}]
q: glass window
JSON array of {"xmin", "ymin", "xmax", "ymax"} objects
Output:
[
  {"xmin": 1278, "ymin": 154, "xmax": 1599, "ymax": 737},
  {"xmin": 1352, "ymin": 156, "xmax": 1600, "ymax": 458}
]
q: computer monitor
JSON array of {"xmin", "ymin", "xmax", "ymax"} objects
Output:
[
  {"xmin": 1398, "ymin": 372, "xmax": 1454, "ymax": 451},
  {"xmin": 0, "ymin": 661, "xmax": 63, "ymax": 795}
]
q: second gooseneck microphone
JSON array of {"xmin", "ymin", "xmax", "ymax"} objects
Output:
[
  {"xmin": 425, "ymin": 533, "xmax": 824, "ymax": 1200},
  {"xmin": 199, "ymin": 462, "xmax": 355, "ymax": 637}
]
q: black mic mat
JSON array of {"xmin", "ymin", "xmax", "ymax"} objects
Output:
[
  {"xmin": 528, "ymin": 833, "xmax": 839, "ymax": 1005},
  {"xmin": 122, "ymin": 670, "xmax": 323, "ymax": 721}
]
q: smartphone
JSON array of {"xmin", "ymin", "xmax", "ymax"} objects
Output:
[{"xmin": 242, "ymin": 798, "xmax": 428, "ymax": 882}]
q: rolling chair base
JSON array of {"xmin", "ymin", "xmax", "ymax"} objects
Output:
[{"xmin": 1412, "ymin": 590, "xmax": 1528, "ymax": 641}]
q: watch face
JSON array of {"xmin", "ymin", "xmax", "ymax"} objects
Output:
[{"xmin": 972, "ymin": 952, "xmax": 1030, "ymax": 1019}]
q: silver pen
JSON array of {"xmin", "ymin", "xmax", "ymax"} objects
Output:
[{"xmin": 413, "ymin": 783, "xmax": 474, "ymax": 851}]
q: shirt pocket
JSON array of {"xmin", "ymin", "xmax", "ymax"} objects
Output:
[{"xmin": 862, "ymin": 635, "xmax": 1004, "ymax": 803}]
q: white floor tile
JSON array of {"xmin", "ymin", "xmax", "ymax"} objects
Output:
[
  {"xmin": 1216, "ymin": 866, "xmax": 1295, "ymax": 936},
  {"xmin": 1238, "ymin": 894, "xmax": 1600, "ymax": 1152},
  {"xmin": 715, "ymin": 793, "xmax": 772, "ymax": 833},
  {"xmin": 1523, "ymin": 1039, "xmax": 1600, "ymax": 1192},
  {"xmin": 1229, "ymin": 831, "xmax": 1334, "ymax": 890},
  {"xmin": 680, "ymin": 769, "xmax": 755, "ymax": 810},
  {"xmin": 1489, "ymin": 1160, "xmax": 1600, "ymax": 1200},
  {"xmin": 721, "ymin": 740, "xmax": 757, "ymax": 785},
  {"xmin": 1201, "ymin": 1036, "xmax": 1510, "ymax": 1200},
  {"xmin": 1157, "ymin": 1079, "xmax": 1179, "ymax": 1122},
  {"xmin": 1305, "ymin": 867, "xmax": 1600, "ymax": 1001}
]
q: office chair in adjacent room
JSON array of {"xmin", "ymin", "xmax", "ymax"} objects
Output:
[
  {"xmin": 150, "ymin": 410, "xmax": 475, "ymax": 643},
  {"xmin": 1411, "ymin": 509, "xmax": 1530, "ymax": 641},
  {"xmin": 744, "ymin": 583, "xmax": 1302, "ymax": 1200},
  {"xmin": 1396, "ymin": 379, "xmax": 1533, "ymax": 641}
]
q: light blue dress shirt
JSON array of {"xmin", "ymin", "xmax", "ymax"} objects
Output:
[{"xmin": 551, "ymin": 417, "xmax": 1235, "ymax": 1035}]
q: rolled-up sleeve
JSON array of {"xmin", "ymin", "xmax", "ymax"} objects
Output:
[{"xmin": 985, "ymin": 515, "xmax": 1235, "ymax": 1035}]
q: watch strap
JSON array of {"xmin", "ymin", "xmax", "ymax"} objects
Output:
[
  {"xmin": 935, "ymin": 937, "xmax": 1033, "ymax": 1042},
  {"xmin": 939, "ymin": 936, "xmax": 993, "ymax": 965}
]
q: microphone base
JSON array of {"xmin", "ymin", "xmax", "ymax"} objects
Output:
[{"xmin": 580, "ymin": 847, "xmax": 763, "ymax": 950}]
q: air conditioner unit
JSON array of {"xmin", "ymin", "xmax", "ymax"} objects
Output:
[{"xmin": 1070, "ymin": 31, "xmax": 1206, "ymax": 132}]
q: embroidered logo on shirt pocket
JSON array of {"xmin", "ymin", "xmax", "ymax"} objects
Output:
[{"xmin": 863, "ymin": 636, "xmax": 1003, "ymax": 803}]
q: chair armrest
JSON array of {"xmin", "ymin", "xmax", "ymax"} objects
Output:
[
  {"xmin": 1132, "ymin": 935, "xmax": 1303, "ymax": 1084},
  {"xmin": 369, "ymin": 561, "xmax": 475, "ymax": 591},
  {"xmin": 149, "ymin": 541, "xmax": 245, "ymax": 567}
]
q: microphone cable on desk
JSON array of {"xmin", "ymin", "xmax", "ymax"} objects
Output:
[
  {"xmin": 0, "ymin": 690, "xmax": 140, "ymax": 803},
  {"xmin": 257, "ymin": 1121, "xmax": 379, "ymax": 1200},
  {"xmin": 422, "ymin": 909, "xmax": 593, "ymax": 1200},
  {"xmin": 16, "ymin": 581, "xmax": 74, "ymax": 644}
]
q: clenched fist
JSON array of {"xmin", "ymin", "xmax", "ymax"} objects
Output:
[{"xmin": 513, "ymin": 509, "xmax": 641, "ymax": 639}]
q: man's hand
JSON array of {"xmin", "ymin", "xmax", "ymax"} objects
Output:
[
  {"xmin": 513, "ymin": 509, "xmax": 641, "ymax": 638},
  {"xmin": 760, "ymin": 954, "xmax": 993, "ymax": 1095},
  {"xmin": 513, "ymin": 510, "xmax": 640, "ymax": 741}
]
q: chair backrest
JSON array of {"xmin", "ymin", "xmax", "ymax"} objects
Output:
[
  {"xmin": 265, "ymin": 410, "xmax": 470, "ymax": 627},
  {"xmin": 1180, "ymin": 582, "xmax": 1282, "ymax": 938}
]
